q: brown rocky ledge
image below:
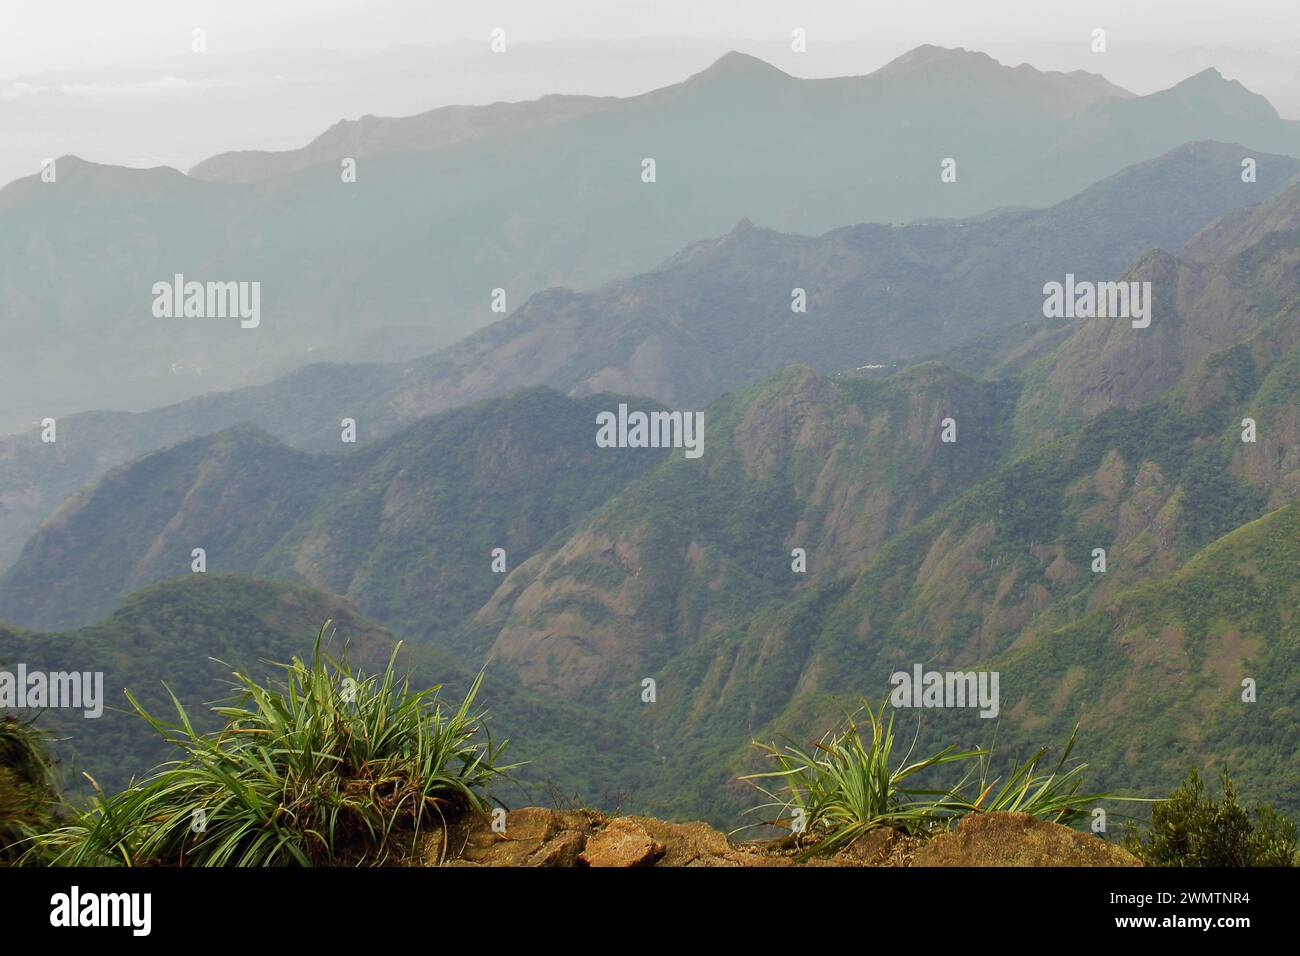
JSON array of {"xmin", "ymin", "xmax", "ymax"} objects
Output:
[{"xmin": 417, "ymin": 808, "xmax": 1141, "ymax": 867}]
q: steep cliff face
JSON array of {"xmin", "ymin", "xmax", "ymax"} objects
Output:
[{"xmin": 469, "ymin": 365, "xmax": 1018, "ymax": 694}]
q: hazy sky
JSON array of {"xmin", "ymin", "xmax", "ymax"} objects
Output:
[
  {"xmin": 4, "ymin": 1, "xmax": 1299, "ymax": 190},
  {"xmin": 5, "ymin": 0, "xmax": 1300, "ymax": 76}
]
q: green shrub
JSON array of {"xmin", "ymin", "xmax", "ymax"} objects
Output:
[
  {"xmin": 743, "ymin": 700, "xmax": 984, "ymax": 856},
  {"xmin": 962, "ymin": 725, "xmax": 1105, "ymax": 825},
  {"xmin": 1124, "ymin": 769, "xmax": 1298, "ymax": 867},
  {"xmin": 744, "ymin": 704, "xmax": 1108, "ymax": 857},
  {"xmin": 0, "ymin": 715, "xmax": 61, "ymax": 864},
  {"xmin": 28, "ymin": 623, "xmax": 513, "ymax": 866}
]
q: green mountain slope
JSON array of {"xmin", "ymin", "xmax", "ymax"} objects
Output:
[
  {"xmin": 0, "ymin": 390, "xmax": 668, "ymax": 633},
  {"xmin": 467, "ymin": 364, "xmax": 1019, "ymax": 685},
  {"xmin": 5, "ymin": 287, "xmax": 1295, "ymax": 827},
  {"xmin": 976, "ymin": 498, "xmax": 1300, "ymax": 813},
  {"xmin": 5, "ymin": 330, "xmax": 1295, "ymax": 825},
  {"xmin": 651, "ymin": 497, "xmax": 1300, "ymax": 823},
  {"xmin": 458, "ymin": 292, "xmax": 1300, "ymax": 822}
]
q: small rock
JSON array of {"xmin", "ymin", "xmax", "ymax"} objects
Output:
[
  {"xmin": 527, "ymin": 829, "xmax": 587, "ymax": 867},
  {"xmin": 579, "ymin": 818, "xmax": 666, "ymax": 867}
]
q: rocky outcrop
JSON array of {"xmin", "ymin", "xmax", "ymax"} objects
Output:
[{"xmin": 427, "ymin": 808, "xmax": 1140, "ymax": 868}]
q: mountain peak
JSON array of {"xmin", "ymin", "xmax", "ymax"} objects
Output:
[
  {"xmin": 878, "ymin": 44, "xmax": 998, "ymax": 75},
  {"xmin": 1159, "ymin": 67, "xmax": 1278, "ymax": 119},
  {"xmin": 874, "ymin": 45, "xmax": 1131, "ymax": 104},
  {"xmin": 1167, "ymin": 66, "xmax": 1257, "ymax": 97},
  {"xmin": 686, "ymin": 51, "xmax": 790, "ymax": 85},
  {"xmin": 1167, "ymin": 66, "xmax": 1240, "ymax": 95},
  {"xmin": 0, "ymin": 155, "xmax": 195, "ymax": 211}
]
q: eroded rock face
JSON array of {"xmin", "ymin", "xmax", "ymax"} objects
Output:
[{"xmin": 909, "ymin": 812, "xmax": 1141, "ymax": 867}]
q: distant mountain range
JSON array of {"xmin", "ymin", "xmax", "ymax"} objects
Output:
[
  {"xmin": 2, "ymin": 139, "xmax": 1294, "ymax": 573},
  {"xmin": 6, "ymin": 46, "xmax": 1300, "ymax": 422}
]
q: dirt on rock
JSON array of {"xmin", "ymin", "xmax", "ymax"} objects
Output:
[{"xmin": 909, "ymin": 811, "xmax": 1142, "ymax": 867}]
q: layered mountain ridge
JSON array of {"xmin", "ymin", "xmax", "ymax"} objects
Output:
[
  {"xmin": 2, "ymin": 140, "xmax": 1293, "ymax": 573},
  {"xmin": 6, "ymin": 46, "xmax": 1300, "ymax": 422}
]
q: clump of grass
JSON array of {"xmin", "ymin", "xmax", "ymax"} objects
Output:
[
  {"xmin": 742, "ymin": 700, "xmax": 985, "ymax": 856},
  {"xmin": 0, "ymin": 715, "xmax": 61, "ymax": 864},
  {"xmin": 958, "ymin": 725, "xmax": 1106, "ymax": 825},
  {"xmin": 29, "ymin": 623, "xmax": 513, "ymax": 866},
  {"xmin": 743, "ymin": 702, "xmax": 1109, "ymax": 857}
]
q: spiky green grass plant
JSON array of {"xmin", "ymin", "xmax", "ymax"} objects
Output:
[
  {"xmin": 29, "ymin": 624, "xmax": 512, "ymax": 866},
  {"xmin": 744, "ymin": 703, "xmax": 1110, "ymax": 857},
  {"xmin": 743, "ymin": 700, "xmax": 986, "ymax": 856},
  {"xmin": 959, "ymin": 725, "xmax": 1108, "ymax": 824}
]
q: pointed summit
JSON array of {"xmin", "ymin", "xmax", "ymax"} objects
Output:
[
  {"xmin": 1158, "ymin": 67, "xmax": 1278, "ymax": 120},
  {"xmin": 684, "ymin": 51, "xmax": 790, "ymax": 86}
]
